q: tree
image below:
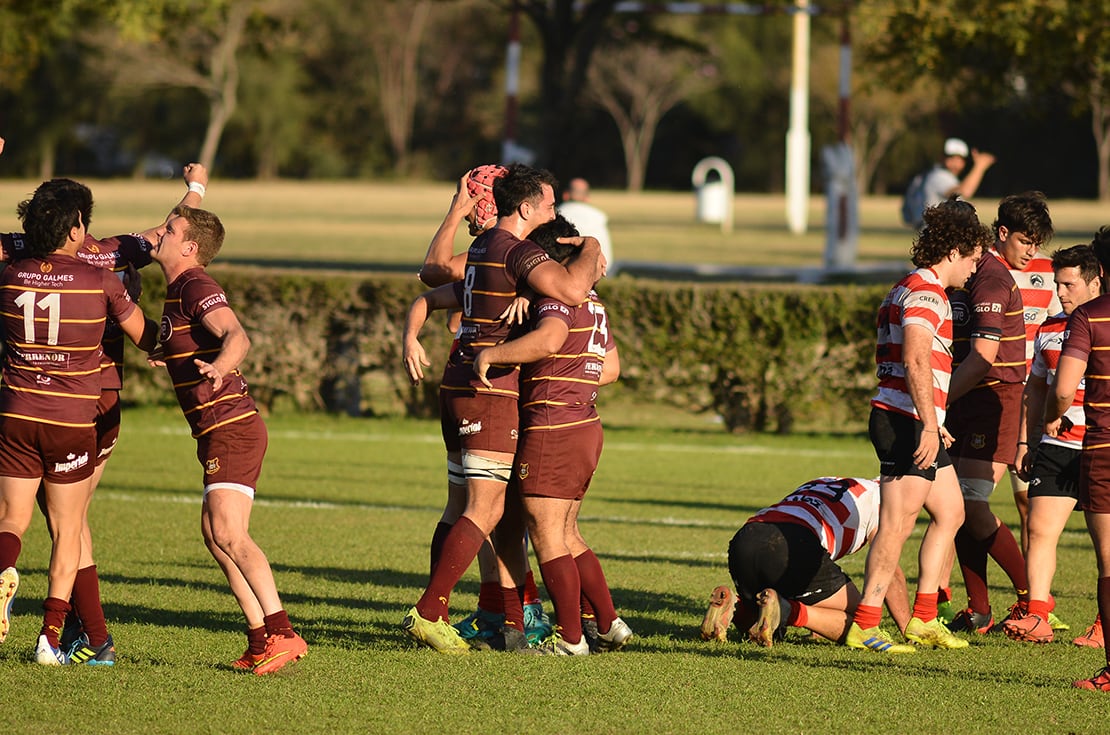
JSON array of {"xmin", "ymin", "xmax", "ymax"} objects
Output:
[
  {"xmin": 860, "ymin": 0, "xmax": 1110, "ymax": 200},
  {"xmin": 585, "ymin": 40, "xmax": 714, "ymax": 191}
]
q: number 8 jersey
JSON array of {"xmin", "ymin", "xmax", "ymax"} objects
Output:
[{"xmin": 0, "ymin": 252, "xmax": 137, "ymax": 426}]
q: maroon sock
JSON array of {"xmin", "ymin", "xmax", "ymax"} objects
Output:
[
  {"xmin": 502, "ymin": 587, "xmax": 525, "ymax": 630},
  {"xmin": 1098, "ymin": 577, "xmax": 1110, "ymax": 667},
  {"xmin": 523, "ymin": 569, "xmax": 541, "ymax": 606},
  {"xmin": 580, "ymin": 594, "xmax": 596, "ymax": 619},
  {"xmin": 574, "ymin": 549, "xmax": 618, "ymax": 631},
  {"xmin": 247, "ymin": 624, "xmax": 267, "ymax": 655},
  {"xmin": 429, "ymin": 521, "xmax": 453, "ymax": 578},
  {"xmin": 938, "ymin": 586, "xmax": 953, "ymax": 604},
  {"xmin": 955, "ymin": 527, "xmax": 992, "ymax": 614},
  {"xmin": 477, "ymin": 581, "xmax": 502, "ymax": 614},
  {"xmin": 40, "ymin": 597, "xmax": 70, "ymax": 648},
  {"xmin": 71, "ymin": 565, "xmax": 109, "ymax": 647},
  {"xmin": 539, "ymin": 555, "xmax": 583, "ymax": 643},
  {"xmin": 985, "ymin": 522, "xmax": 1029, "ymax": 595},
  {"xmin": 263, "ymin": 610, "xmax": 295, "ymax": 638},
  {"xmin": 417, "ymin": 517, "xmax": 485, "ymax": 621},
  {"xmin": 0, "ymin": 531, "xmax": 21, "ymax": 569}
]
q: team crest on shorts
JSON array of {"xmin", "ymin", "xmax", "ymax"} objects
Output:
[
  {"xmin": 205, "ymin": 457, "xmax": 221, "ymax": 475},
  {"xmin": 518, "ymin": 463, "xmax": 529, "ymax": 479},
  {"xmin": 970, "ymin": 433, "xmax": 986, "ymax": 450}
]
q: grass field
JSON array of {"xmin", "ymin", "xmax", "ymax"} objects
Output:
[
  {"xmin": 2, "ymin": 406, "xmax": 1107, "ymax": 734},
  {"xmin": 1, "ymin": 178, "xmax": 1107, "ymax": 274}
]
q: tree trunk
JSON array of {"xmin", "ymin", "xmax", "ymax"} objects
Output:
[
  {"xmin": 1092, "ymin": 74, "xmax": 1110, "ymax": 202},
  {"xmin": 198, "ymin": 2, "xmax": 250, "ymax": 172},
  {"xmin": 38, "ymin": 135, "xmax": 55, "ymax": 181}
]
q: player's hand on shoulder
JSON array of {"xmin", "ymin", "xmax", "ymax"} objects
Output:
[{"xmin": 500, "ymin": 296, "xmax": 531, "ymax": 326}]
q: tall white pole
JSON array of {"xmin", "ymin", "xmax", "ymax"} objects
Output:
[{"xmin": 785, "ymin": 0, "xmax": 810, "ymax": 235}]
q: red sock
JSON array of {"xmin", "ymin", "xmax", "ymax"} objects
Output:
[
  {"xmin": 417, "ymin": 516, "xmax": 484, "ymax": 621},
  {"xmin": 853, "ymin": 604, "xmax": 882, "ymax": 630},
  {"xmin": 40, "ymin": 597, "xmax": 70, "ymax": 648},
  {"xmin": 955, "ymin": 527, "xmax": 992, "ymax": 614},
  {"xmin": 523, "ymin": 570, "xmax": 541, "ymax": 606},
  {"xmin": 574, "ymin": 549, "xmax": 618, "ymax": 632},
  {"xmin": 1027, "ymin": 599, "xmax": 1051, "ymax": 619},
  {"xmin": 246, "ymin": 625, "xmax": 267, "ymax": 656},
  {"xmin": 986, "ymin": 522, "xmax": 1029, "ymax": 595},
  {"xmin": 71, "ymin": 565, "xmax": 109, "ymax": 647},
  {"xmin": 788, "ymin": 600, "xmax": 808, "ymax": 628},
  {"xmin": 429, "ymin": 521, "xmax": 452, "ymax": 578},
  {"xmin": 0, "ymin": 531, "xmax": 20, "ymax": 569},
  {"xmin": 912, "ymin": 591, "xmax": 938, "ymax": 622},
  {"xmin": 539, "ymin": 555, "xmax": 582, "ymax": 643},
  {"xmin": 1047, "ymin": 593, "xmax": 1057, "ymax": 612},
  {"xmin": 477, "ymin": 581, "xmax": 502, "ymax": 614},
  {"xmin": 263, "ymin": 610, "xmax": 295, "ymax": 638},
  {"xmin": 502, "ymin": 587, "xmax": 524, "ymax": 630}
]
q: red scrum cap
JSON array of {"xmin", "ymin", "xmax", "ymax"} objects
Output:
[{"xmin": 466, "ymin": 164, "xmax": 508, "ymax": 230}]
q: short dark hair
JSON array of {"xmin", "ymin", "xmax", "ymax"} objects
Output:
[
  {"xmin": 493, "ymin": 163, "xmax": 557, "ymax": 219},
  {"xmin": 1051, "ymin": 244, "xmax": 1101, "ymax": 284},
  {"xmin": 1087, "ymin": 226, "xmax": 1110, "ymax": 291},
  {"xmin": 172, "ymin": 205, "xmax": 225, "ymax": 266},
  {"xmin": 16, "ymin": 178, "xmax": 94, "ymax": 258},
  {"xmin": 992, "ymin": 191, "xmax": 1054, "ymax": 245},
  {"xmin": 911, "ymin": 200, "xmax": 992, "ymax": 268},
  {"xmin": 528, "ymin": 214, "xmax": 580, "ymax": 263}
]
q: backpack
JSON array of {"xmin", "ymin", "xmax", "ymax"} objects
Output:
[{"xmin": 901, "ymin": 170, "xmax": 927, "ymax": 228}]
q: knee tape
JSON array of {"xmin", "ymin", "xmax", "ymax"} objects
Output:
[
  {"xmin": 461, "ymin": 452, "xmax": 512, "ymax": 483},
  {"xmin": 959, "ymin": 477, "xmax": 996, "ymax": 502},
  {"xmin": 447, "ymin": 459, "xmax": 465, "ymax": 486}
]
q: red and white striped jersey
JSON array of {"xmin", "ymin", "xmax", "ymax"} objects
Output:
[
  {"xmin": 992, "ymin": 249, "xmax": 1061, "ymax": 368},
  {"xmin": 872, "ymin": 268, "xmax": 953, "ymax": 424},
  {"xmin": 749, "ymin": 477, "xmax": 880, "ymax": 561},
  {"xmin": 1031, "ymin": 313, "xmax": 1085, "ymax": 449}
]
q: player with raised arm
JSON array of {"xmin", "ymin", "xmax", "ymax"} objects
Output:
[
  {"xmin": 1005, "ymin": 244, "xmax": 1101, "ymax": 644},
  {"xmin": 0, "ymin": 179, "xmax": 157, "ymax": 665},
  {"xmin": 148, "ymin": 205, "xmax": 306, "ymax": 675},
  {"xmin": 846, "ymin": 200, "xmax": 991, "ymax": 654},
  {"xmin": 1, "ymin": 162, "xmax": 208, "ymax": 665},
  {"xmin": 471, "ymin": 215, "xmax": 627, "ymax": 655},
  {"xmin": 701, "ymin": 477, "xmax": 910, "ymax": 648},
  {"xmin": 401, "ymin": 164, "xmax": 604, "ymax": 654}
]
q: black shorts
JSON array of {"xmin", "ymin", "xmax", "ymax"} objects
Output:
[
  {"xmin": 727, "ymin": 520, "xmax": 848, "ymax": 607},
  {"xmin": 869, "ymin": 407, "xmax": 952, "ymax": 480},
  {"xmin": 1027, "ymin": 442, "xmax": 1081, "ymax": 501}
]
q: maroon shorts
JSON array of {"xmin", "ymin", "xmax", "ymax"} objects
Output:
[
  {"xmin": 439, "ymin": 389, "xmax": 519, "ymax": 455},
  {"xmin": 0, "ymin": 416, "xmax": 96, "ymax": 483},
  {"xmin": 514, "ymin": 421, "xmax": 604, "ymax": 500},
  {"xmin": 95, "ymin": 390, "xmax": 122, "ymax": 466},
  {"xmin": 946, "ymin": 381, "xmax": 1023, "ymax": 465},
  {"xmin": 1080, "ymin": 433, "xmax": 1110, "ymax": 513},
  {"xmin": 195, "ymin": 413, "xmax": 268, "ymax": 497}
]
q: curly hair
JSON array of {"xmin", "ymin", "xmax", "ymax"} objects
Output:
[
  {"xmin": 911, "ymin": 200, "xmax": 992, "ymax": 268},
  {"xmin": 992, "ymin": 191, "xmax": 1054, "ymax": 246},
  {"xmin": 15, "ymin": 178, "xmax": 94, "ymax": 259},
  {"xmin": 171, "ymin": 205, "xmax": 225, "ymax": 266},
  {"xmin": 492, "ymin": 163, "xmax": 558, "ymax": 219},
  {"xmin": 528, "ymin": 214, "xmax": 580, "ymax": 263}
]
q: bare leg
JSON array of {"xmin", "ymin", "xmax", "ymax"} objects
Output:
[
  {"xmin": 202, "ymin": 489, "xmax": 282, "ymax": 627},
  {"xmin": 1026, "ymin": 495, "xmax": 1076, "ymax": 601}
]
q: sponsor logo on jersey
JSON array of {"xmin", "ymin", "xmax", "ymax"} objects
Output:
[
  {"xmin": 205, "ymin": 458, "xmax": 221, "ymax": 475},
  {"xmin": 97, "ymin": 438, "xmax": 117, "ymax": 459},
  {"xmin": 87, "ymin": 244, "xmax": 101, "ymax": 254},
  {"xmin": 54, "ymin": 452, "xmax": 89, "ymax": 474},
  {"xmin": 974, "ymin": 302, "xmax": 1002, "ymax": 313},
  {"xmin": 510, "ymin": 428, "xmax": 518, "ymax": 440},
  {"xmin": 40, "ymin": 262, "xmax": 52, "ymax": 273},
  {"xmin": 952, "ymin": 301, "xmax": 970, "ymax": 325},
  {"xmin": 159, "ymin": 315, "xmax": 173, "ymax": 342},
  {"xmin": 1031, "ymin": 274, "xmax": 1045, "ymax": 288},
  {"xmin": 458, "ymin": 419, "xmax": 482, "ymax": 437}
]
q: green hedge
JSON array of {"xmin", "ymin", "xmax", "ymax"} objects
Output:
[{"xmin": 122, "ymin": 268, "xmax": 892, "ymax": 433}]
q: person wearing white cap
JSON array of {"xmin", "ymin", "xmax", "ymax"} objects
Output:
[{"xmin": 922, "ymin": 137, "xmax": 997, "ymax": 211}]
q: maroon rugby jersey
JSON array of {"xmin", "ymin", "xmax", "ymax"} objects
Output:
[
  {"xmin": 440, "ymin": 228, "xmax": 551, "ymax": 397},
  {"xmin": 949, "ymin": 251, "xmax": 1027, "ymax": 385},
  {"xmin": 1061, "ymin": 295, "xmax": 1110, "ymax": 444},
  {"xmin": 519, "ymin": 290, "xmax": 614, "ymax": 432},
  {"xmin": 4, "ymin": 231, "xmax": 153, "ymax": 389},
  {"xmin": 0, "ymin": 252, "xmax": 137, "ymax": 427},
  {"xmin": 159, "ymin": 267, "xmax": 258, "ymax": 437}
]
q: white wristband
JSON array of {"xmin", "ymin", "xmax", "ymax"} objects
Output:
[{"xmin": 187, "ymin": 181, "xmax": 207, "ymax": 198}]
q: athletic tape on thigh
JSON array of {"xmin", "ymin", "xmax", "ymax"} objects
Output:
[
  {"xmin": 959, "ymin": 477, "xmax": 996, "ymax": 502},
  {"xmin": 447, "ymin": 459, "xmax": 465, "ymax": 486},
  {"xmin": 461, "ymin": 452, "xmax": 512, "ymax": 483}
]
